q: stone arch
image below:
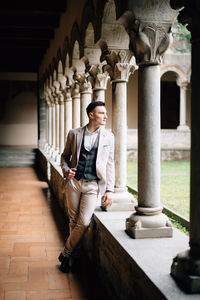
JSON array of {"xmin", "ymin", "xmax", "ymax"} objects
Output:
[
  {"xmin": 100, "ymin": 0, "xmax": 129, "ymax": 49},
  {"xmin": 160, "ymin": 64, "xmax": 187, "ymax": 84},
  {"xmin": 62, "ymin": 38, "xmax": 70, "ymax": 71},
  {"xmin": 70, "ymin": 23, "xmax": 83, "ymax": 66},
  {"xmin": 81, "ymin": 0, "xmax": 97, "ymax": 43},
  {"xmin": 83, "ymin": 22, "xmax": 101, "ymax": 66}
]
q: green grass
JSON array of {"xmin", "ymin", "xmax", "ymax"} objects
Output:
[{"xmin": 127, "ymin": 160, "xmax": 190, "ymax": 219}]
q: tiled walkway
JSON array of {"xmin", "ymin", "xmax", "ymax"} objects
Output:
[{"xmin": 0, "ymin": 168, "xmax": 104, "ymax": 300}]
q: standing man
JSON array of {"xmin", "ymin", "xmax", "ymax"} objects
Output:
[{"xmin": 58, "ymin": 101, "xmax": 115, "ymax": 273}]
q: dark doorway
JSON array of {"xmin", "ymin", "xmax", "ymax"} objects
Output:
[{"xmin": 161, "ymin": 81, "xmax": 180, "ymax": 129}]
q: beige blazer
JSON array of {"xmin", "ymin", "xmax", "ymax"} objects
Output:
[{"xmin": 60, "ymin": 125, "xmax": 115, "ymax": 195}]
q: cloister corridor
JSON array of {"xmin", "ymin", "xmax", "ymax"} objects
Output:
[{"xmin": 0, "ymin": 168, "xmax": 107, "ymax": 300}]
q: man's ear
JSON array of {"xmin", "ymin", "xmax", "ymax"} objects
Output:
[{"xmin": 88, "ymin": 112, "xmax": 94, "ymax": 119}]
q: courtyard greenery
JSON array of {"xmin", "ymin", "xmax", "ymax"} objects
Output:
[{"xmin": 127, "ymin": 160, "xmax": 190, "ymax": 220}]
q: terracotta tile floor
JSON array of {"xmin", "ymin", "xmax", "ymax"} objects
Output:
[{"xmin": 0, "ymin": 168, "xmax": 107, "ymax": 300}]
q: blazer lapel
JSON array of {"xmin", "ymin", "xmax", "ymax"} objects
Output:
[
  {"xmin": 76, "ymin": 126, "xmax": 85, "ymax": 163},
  {"xmin": 97, "ymin": 128, "xmax": 106, "ymax": 161}
]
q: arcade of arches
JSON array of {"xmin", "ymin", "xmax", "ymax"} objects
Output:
[{"xmin": 1, "ymin": 0, "xmax": 200, "ymax": 298}]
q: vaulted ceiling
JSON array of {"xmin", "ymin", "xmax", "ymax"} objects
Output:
[{"xmin": 0, "ymin": 0, "xmax": 66, "ymax": 72}]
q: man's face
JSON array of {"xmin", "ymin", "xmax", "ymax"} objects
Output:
[{"xmin": 89, "ymin": 105, "xmax": 107, "ymax": 126}]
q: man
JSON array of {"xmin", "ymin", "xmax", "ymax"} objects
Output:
[{"xmin": 58, "ymin": 101, "xmax": 115, "ymax": 273}]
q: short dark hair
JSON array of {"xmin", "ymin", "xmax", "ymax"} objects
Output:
[{"xmin": 86, "ymin": 101, "xmax": 105, "ymax": 115}]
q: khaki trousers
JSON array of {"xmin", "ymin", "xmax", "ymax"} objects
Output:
[{"xmin": 64, "ymin": 178, "xmax": 98, "ymax": 253}]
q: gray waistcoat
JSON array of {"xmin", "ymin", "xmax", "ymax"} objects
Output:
[{"xmin": 74, "ymin": 132, "xmax": 99, "ymax": 182}]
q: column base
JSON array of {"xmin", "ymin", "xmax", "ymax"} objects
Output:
[
  {"xmin": 126, "ymin": 211, "xmax": 173, "ymax": 238},
  {"xmin": 177, "ymin": 124, "xmax": 190, "ymax": 131},
  {"xmin": 171, "ymin": 249, "xmax": 200, "ymax": 293},
  {"xmin": 101, "ymin": 188, "xmax": 136, "ymax": 211}
]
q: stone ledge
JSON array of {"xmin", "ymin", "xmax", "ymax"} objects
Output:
[
  {"xmin": 38, "ymin": 149, "xmax": 197, "ymax": 299},
  {"xmin": 92, "ymin": 210, "xmax": 199, "ymax": 299}
]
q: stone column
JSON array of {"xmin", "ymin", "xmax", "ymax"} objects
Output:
[
  {"xmin": 54, "ymin": 97, "xmax": 60, "ymax": 160},
  {"xmin": 72, "ymin": 81, "xmax": 80, "ymax": 129},
  {"xmin": 101, "ymin": 49, "xmax": 137, "ymax": 210},
  {"xmin": 170, "ymin": 1, "xmax": 200, "ymax": 293},
  {"xmin": 58, "ymin": 75, "xmax": 68, "ymax": 153},
  {"xmin": 43, "ymin": 93, "xmax": 49, "ymax": 152},
  {"xmin": 59, "ymin": 94, "xmax": 65, "ymax": 155},
  {"xmin": 51, "ymin": 100, "xmax": 56, "ymax": 157},
  {"xmin": 79, "ymin": 74, "xmax": 92, "ymax": 126},
  {"xmin": 47, "ymin": 86, "xmax": 55, "ymax": 156},
  {"xmin": 64, "ymin": 86, "xmax": 72, "ymax": 139},
  {"xmin": 123, "ymin": 2, "xmax": 177, "ymax": 237},
  {"xmin": 89, "ymin": 63, "xmax": 110, "ymax": 102},
  {"xmin": 177, "ymin": 81, "xmax": 190, "ymax": 131},
  {"xmin": 53, "ymin": 80, "xmax": 61, "ymax": 162}
]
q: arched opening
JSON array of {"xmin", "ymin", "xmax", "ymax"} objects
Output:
[{"xmin": 161, "ymin": 71, "xmax": 180, "ymax": 129}]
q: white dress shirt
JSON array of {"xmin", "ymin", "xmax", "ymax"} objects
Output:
[{"xmin": 84, "ymin": 126, "xmax": 100, "ymax": 151}]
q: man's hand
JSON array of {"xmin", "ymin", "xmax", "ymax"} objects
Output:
[
  {"xmin": 65, "ymin": 168, "xmax": 77, "ymax": 179},
  {"xmin": 102, "ymin": 191, "xmax": 113, "ymax": 207}
]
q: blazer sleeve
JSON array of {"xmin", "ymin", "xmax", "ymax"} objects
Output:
[
  {"xmin": 60, "ymin": 129, "xmax": 73, "ymax": 177},
  {"xmin": 106, "ymin": 132, "xmax": 115, "ymax": 192}
]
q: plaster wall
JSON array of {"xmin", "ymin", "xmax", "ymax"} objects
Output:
[{"xmin": 0, "ymin": 73, "xmax": 38, "ymax": 146}]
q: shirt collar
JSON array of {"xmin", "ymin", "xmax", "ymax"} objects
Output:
[{"xmin": 85, "ymin": 126, "xmax": 101, "ymax": 135}]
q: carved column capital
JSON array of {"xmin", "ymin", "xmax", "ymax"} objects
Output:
[
  {"xmin": 89, "ymin": 62, "xmax": 110, "ymax": 90},
  {"xmin": 128, "ymin": 20, "xmax": 173, "ymax": 65},
  {"xmin": 176, "ymin": 80, "xmax": 188, "ymax": 90},
  {"xmin": 71, "ymin": 80, "xmax": 80, "ymax": 97},
  {"xmin": 102, "ymin": 49, "xmax": 138, "ymax": 82},
  {"xmin": 76, "ymin": 73, "xmax": 92, "ymax": 94}
]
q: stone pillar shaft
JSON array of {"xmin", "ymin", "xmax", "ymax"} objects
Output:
[
  {"xmin": 112, "ymin": 81, "xmax": 127, "ymax": 189},
  {"xmin": 93, "ymin": 89, "xmax": 105, "ymax": 102},
  {"xmin": 52, "ymin": 103, "xmax": 56, "ymax": 150},
  {"xmin": 189, "ymin": 42, "xmax": 200, "ymax": 255},
  {"xmin": 72, "ymin": 95, "xmax": 80, "ymax": 129},
  {"xmin": 59, "ymin": 100, "xmax": 65, "ymax": 154},
  {"xmin": 64, "ymin": 97, "xmax": 72, "ymax": 140},
  {"xmin": 170, "ymin": 9, "xmax": 200, "ymax": 292},
  {"xmin": 80, "ymin": 91, "xmax": 91, "ymax": 126},
  {"xmin": 48, "ymin": 105, "xmax": 52, "ymax": 147},
  {"xmin": 55, "ymin": 101, "xmax": 60, "ymax": 151},
  {"xmin": 138, "ymin": 65, "xmax": 160, "ymax": 208},
  {"xmin": 180, "ymin": 85, "xmax": 187, "ymax": 126}
]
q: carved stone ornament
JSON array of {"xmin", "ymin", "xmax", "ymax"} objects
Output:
[
  {"xmin": 89, "ymin": 62, "xmax": 110, "ymax": 90},
  {"xmin": 47, "ymin": 86, "xmax": 55, "ymax": 105},
  {"xmin": 76, "ymin": 72, "xmax": 92, "ymax": 94},
  {"xmin": 128, "ymin": 20, "xmax": 173, "ymax": 65},
  {"xmin": 71, "ymin": 80, "xmax": 80, "ymax": 97},
  {"xmin": 102, "ymin": 49, "xmax": 138, "ymax": 82}
]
